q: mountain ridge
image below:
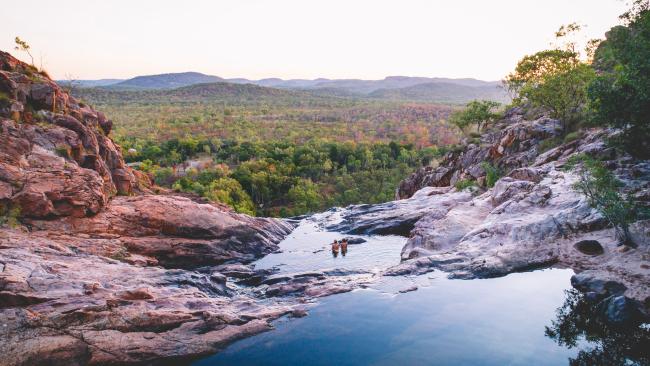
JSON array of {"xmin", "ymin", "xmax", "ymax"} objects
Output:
[
  {"xmin": 58, "ymin": 71, "xmax": 508, "ymax": 103},
  {"xmin": 66, "ymin": 72, "xmax": 508, "ymax": 104}
]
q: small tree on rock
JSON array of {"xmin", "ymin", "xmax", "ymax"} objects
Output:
[
  {"xmin": 505, "ymin": 24, "xmax": 596, "ymax": 134},
  {"xmin": 14, "ymin": 37, "xmax": 34, "ymax": 66},
  {"xmin": 449, "ymin": 100, "xmax": 500, "ymax": 134},
  {"xmin": 569, "ymin": 155, "xmax": 646, "ymax": 247}
]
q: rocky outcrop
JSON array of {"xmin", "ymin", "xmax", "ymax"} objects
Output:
[
  {"xmin": 397, "ymin": 108, "xmax": 563, "ymax": 199},
  {"xmin": 325, "ymin": 187, "xmax": 472, "ymax": 236},
  {"xmin": 0, "ymin": 229, "xmax": 298, "ymax": 366},
  {"xmin": 26, "ymin": 195, "xmax": 294, "ymax": 268},
  {"xmin": 0, "ymin": 51, "xmax": 148, "ymax": 218},
  {"xmin": 0, "ymin": 51, "xmax": 299, "ymax": 365},
  {"xmin": 387, "ymin": 110, "xmax": 650, "ymax": 317}
]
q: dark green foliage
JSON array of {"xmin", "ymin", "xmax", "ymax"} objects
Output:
[
  {"xmin": 153, "ymin": 167, "xmax": 174, "ymax": 186},
  {"xmin": 204, "ymin": 178, "xmax": 256, "ymax": 215},
  {"xmin": 538, "ymin": 137, "xmax": 563, "ymax": 153},
  {"xmin": 588, "ymin": 5, "xmax": 650, "ymax": 158},
  {"xmin": 124, "ymin": 138, "xmax": 437, "ymax": 217},
  {"xmin": 568, "ymin": 155, "xmax": 646, "ymax": 246},
  {"xmin": 563, "ymin": 131, "xmax": 583, "ymax": 143},
  {"xmin": 0, "ymin": 91, "xmax": 11, "ymax": 109}
]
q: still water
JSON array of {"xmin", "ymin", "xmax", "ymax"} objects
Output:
[{"xmin": 194, "ymin": 213, "xmax": 587, "ymax": 366}]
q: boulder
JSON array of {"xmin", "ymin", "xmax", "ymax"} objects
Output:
[
  {"xmin": 327, "ymin": 187, "xmax": 471, "ymax": 236},
  {"xmin": 571, "ymin": 271, "xmax": 627, "ymax": 298},
  {"xmin": 601, "ymin": 295, "xmax": 645, "ymax": 324},
  {"xmin": 344, "ymin": 237, "xmax": 367, "ymax": 245}
]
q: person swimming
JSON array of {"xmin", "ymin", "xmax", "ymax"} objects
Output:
[
  {"xmin": 331, "ymin": 239, "xmax": 340, "ymax": 257},
  {"xmin": 340, "ymin": 238, "xmax": 348, "ymax": 251}
]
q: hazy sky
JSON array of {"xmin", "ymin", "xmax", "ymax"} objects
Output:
[{"xmin": 1, "ymin": 0, "xmax": 628, "ymax": 81}]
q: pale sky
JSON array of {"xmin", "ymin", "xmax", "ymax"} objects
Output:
[{"xmin": 1, "ymin": 0, "xmax": 628, "ymax": 81}]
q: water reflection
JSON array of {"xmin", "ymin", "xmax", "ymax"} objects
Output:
[
  {"xmin": 545, "ymin": 289, "xmax": 650, "ymax": 365},
  {"xmin": 194, "ymin": 269, "xmax": 581, "ymax": 366}
]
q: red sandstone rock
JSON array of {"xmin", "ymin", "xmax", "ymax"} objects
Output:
[{"xmin": 0, "ymin": 50, "xmax": 298, "ymax": 365}]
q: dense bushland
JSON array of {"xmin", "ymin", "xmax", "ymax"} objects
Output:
[{"xmin": 119, "ymin": 136, "xmax": 443, "ymax": 216}]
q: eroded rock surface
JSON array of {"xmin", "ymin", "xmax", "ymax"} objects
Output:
[
  {"xmin": 326, "ymin": 187, "xmax": 472, "ymax": 236},
  {"xmin": 0, "ymin": 230, "xmax": 297, "ymax": 366},
  {"xmin": 0, "ymin": 51, "xmax": 148, "ymax": 218},
  {"xmin": 387, "ymin": 110, "xmax": 650, "ymax": 317},
  {"xmin": 396, "ymin": 109, "xmax": 564, "ymax": 199},
  {"xmin": 27, "ymin": 195, "xmax": 294, "ymax": 268}
]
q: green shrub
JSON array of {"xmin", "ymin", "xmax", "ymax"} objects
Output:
[
  {"xmin": 0, "ymin": 204, "xmax": 21, "ymax": 228},
  {"xmin": 454, "ymin": 179, "xmax": 477, "ymax": 191},
  {"xmin": 538, "ymin": 137, "xmax": 563, "ymax": 153},
  {"xmin": 449, "ymin": 144, "xmax": 465, "ymax": 154},
  {"xmin": 153, "ymin": 167, "xmax": 174, "ymax": 186},
  {"xmin": 563, "ymin": 131, "xmax": 583, "ymax": 143},
  {"xmin": 588, "ymin": 7, "xmax": 650, "ymax": 158},
  {"xmin": 0, "ymin": 91, "xmax": 11, "ymax": 109},
  {"xmin": 450, "ymin": 100, "xmax": 500, "ymax": 133},
  {"xmin": 54, "ymin": 145, "xmax": 69, "ymax": 159},
  {"xmin": 481, "ymin": 162, "xmax": 501, "ymax": 188},
  {"xmin": 505, "ymin": 48, "xmax": 595, "ymax": 133},
  {"xmin": 568, "ymin": 154, "xmax": 648, "ymax": 246}
]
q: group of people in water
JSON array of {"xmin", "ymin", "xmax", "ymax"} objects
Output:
[{"xmin": 331, "ymin": 238, "xmax": 349, "ymax": 257}]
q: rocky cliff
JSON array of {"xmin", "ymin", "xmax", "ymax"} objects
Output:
[
  {"xmin": 339, "ymin": 108, "xmax": 650, "ymax": 322},
  {"xmin": 0, "ymin": 51, "xmax": 297, "ymax": 365}
]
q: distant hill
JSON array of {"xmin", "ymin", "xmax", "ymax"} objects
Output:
[
  {"xmin": 107, "ymin": 72, "xmax": 224, "ymax": 90},
  {"xmin": 72, "ymin": 73, "xmax": 509, "ymax": 104},
  {"xmin": 227, "ymin": 77, "xmax": 332, "ymax": 89},
  {"xmin": 237, "ymin": 76, "xmax": 507, "ymax": 103},
  {"xmin": 75, "ymin": 81, "xmax": 347, "ymax": 107},
  {"xmin": 368, "ymin": 82, "xmax": 509, "ymax": 104},
  {"xmin": 55, "ymin": 79, "xmax": 123, "ymax": 88}
]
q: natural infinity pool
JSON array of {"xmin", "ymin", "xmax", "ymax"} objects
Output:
[{"xmin": 191, "ymin": 213, "xmax": 600, "ymax": 365}]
